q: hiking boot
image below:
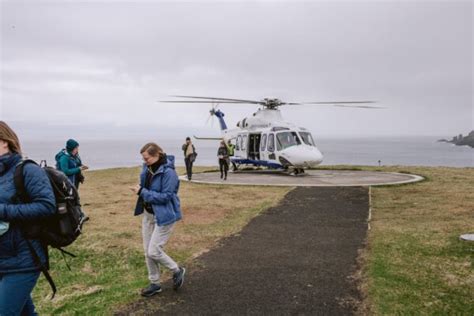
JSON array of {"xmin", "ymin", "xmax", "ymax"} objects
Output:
[
  {"xmin": 173, "ymin": 267, "xmax": 186, "ymax": 290},
  {"xmin": 140, "ymin": 283, "xmax": 162, "ymax": 297}
]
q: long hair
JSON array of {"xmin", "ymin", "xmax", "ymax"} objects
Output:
[
  {"xmin": 0, "ymin": 121, "xmax": 22, "ymax": 154},
  {"xmin": 140, "ymin": 142, "xmax": 164, "ymax": 157}
]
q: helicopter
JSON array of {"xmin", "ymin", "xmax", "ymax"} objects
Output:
[{"xmin": 160, "ymin": 95, "xmax": 381, "ymax": 174}]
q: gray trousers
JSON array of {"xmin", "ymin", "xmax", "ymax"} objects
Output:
[{"xmin": 142, "ymin": 212, "xmax": 179, "ymax": 284}]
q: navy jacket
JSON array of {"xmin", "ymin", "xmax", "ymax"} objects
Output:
[
  {"xmin": 134, "ymin": 155, "xmax": 182, "ymax": 226},
  {"xmin": 0, "ymin": 153, "xmax": 56, "ymax": 273}
]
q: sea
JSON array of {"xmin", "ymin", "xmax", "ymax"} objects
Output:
[{"xmin": 20, "ymin": 136, "xmax": 473, "ymax": 170}]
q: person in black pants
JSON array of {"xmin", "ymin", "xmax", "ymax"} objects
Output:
[
  {"xmin": 217, "ymin": 140, "xmax": 229, "ymax": 180},
  {"xmin": 181, "ymin": 137, "xmax": 196, "ymax": 180}
]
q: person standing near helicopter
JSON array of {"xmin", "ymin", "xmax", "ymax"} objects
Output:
[
  {"xmin": 226, "ymin": 139, "xmax": 237, "ymax": 171},
  {"xmin": 181, "ymin": 137, "xmax": 196, "ymax": 181},
  {"xmin": 217, "ymin": 140, "xmax": 229, "ymax": 180}
]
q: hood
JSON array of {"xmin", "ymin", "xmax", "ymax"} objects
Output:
[
  {"xmin": 143, "ymin": 154, "xmax": 176, "ymax": 174},
  {"xmin": 55, "ymin": 149, "xmax": 66, "ymax": 162},
  {"xmin": 164, "ymin": 155, "xmax": 176, "ymax": 170}
]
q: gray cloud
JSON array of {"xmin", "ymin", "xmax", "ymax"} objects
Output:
[{"xmin": 1, "ymin": 0, "xmax": 472, "ymax": 137}]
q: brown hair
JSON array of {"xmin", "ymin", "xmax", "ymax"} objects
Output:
[
  {"xmin": 140, "ymin": 142, "xmax": 163, "ymax": 157},
  {"xmin": 0, "ymin": 121, "xmax": 22, "ymax": 154}
]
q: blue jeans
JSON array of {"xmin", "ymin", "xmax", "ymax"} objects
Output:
[{"xmin": 0, "ymin": 271, "xmax": 40, "ymax": 316}]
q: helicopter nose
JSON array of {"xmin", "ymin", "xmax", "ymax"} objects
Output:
[
  {"xmin": 312, "ymin": 148, "xmax": 324, "ymax": 165},
  {"xmin": 280, "ymin": 146, "xmax": 323, "ymax": 167},
  {"xmin": 306, "ymin": 147, "xmax": 323, "ymax": 166}
]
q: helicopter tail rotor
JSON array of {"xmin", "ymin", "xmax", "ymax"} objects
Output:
[{"xmin": 205, "ymin": 103, "xmax": 219, "ymax": 127}]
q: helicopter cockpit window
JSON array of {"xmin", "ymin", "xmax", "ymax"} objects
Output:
[
  {"xmin": 276, "ymin": 132, "xmax": 301, "ymax": 151},
  {"xmin": 268, "ymin": 133, "xmax": 275, "ymax": 152},
  {"xmin": 261, "ymin": 134, "xmax": 267, "ymax": 151},
  {"xmin": 236, "ymin": 135, "xmax": 241, "ymax": 150},
  {"xmin": 299, "ymin": 132, "xmax": 316, "ymax": 146}
]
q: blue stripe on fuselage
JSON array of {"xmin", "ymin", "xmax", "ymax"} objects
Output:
[{"xmin": 231, "ymin": 158, "xmax": 283, "ymax": 169}]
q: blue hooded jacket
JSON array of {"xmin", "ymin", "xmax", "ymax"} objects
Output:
[
  {"xmin": 134, "ymin": 155, "xmax": 182, "ymax": 226},
  {"xmin": 0, "ymin": 153, "xmax": 56, "ymax": 273}
]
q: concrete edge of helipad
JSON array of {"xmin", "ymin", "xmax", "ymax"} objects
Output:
[{"xmin": 179, "ymin": 171, "xmax": 425, "ymax": 187}]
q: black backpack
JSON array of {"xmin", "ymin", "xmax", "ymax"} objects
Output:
[{"xmin": 14, "ymin": 159, "xmax": 89, "ymax": 297}]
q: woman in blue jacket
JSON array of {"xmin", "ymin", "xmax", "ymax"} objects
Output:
[
  {"xmin": 131, "ymin": 142, "xmax": 185, "ymax": 297},
  {"xmin": 0, "ymin": 121, "xmax": 56, "ymax": 315}
]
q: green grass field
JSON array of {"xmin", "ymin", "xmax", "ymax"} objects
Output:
[
  {"xmin": 364, "ymin": 166, "xmax": 474, "ymax": 315},
  {"xmin": 32, "ymin": 166, "xmax": 473, "ymax": 315}
]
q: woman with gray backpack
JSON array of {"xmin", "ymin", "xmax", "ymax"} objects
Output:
[{"xmin": 0, "ymin": 121, "xmax": 56, "ymax": 315}]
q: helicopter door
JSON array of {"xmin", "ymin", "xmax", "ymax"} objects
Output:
[
  {"xmin": 260, "ymin": 134, "xmax": 268, "ymax": 161},
  {"xmin": 267, "ymin": 133, "xmax": 276, "ymax": 160},
  {"xmin": 241, "ymin": 134, "xmax": 248, "ymax": 159},
  {"xmin": 248, "ymin": 133, "xmax": 261, "ymax": 160}
]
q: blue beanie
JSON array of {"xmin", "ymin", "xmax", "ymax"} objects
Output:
[{"xmin": 66, "ymin": 139, "xmax": 79, "ymax": 151}]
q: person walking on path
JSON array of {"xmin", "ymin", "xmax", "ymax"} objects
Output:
[
  {"xmin": 131, "ymin": 142, "xmax": 185, "ymax": 297},
  {"xmin": 0, "ymin": 121, "xmax": 56, "ymax": 315},
  {"xmin": 181, "ymin": 137, "xmax": 196, "ymax": 181},
  {"xmin": 55, "ymin": 139, "xmax": 88, "ymax": 189},
  {"xmin": 217, "ymin": 140, "xmax": 229, "ymax": 180}
]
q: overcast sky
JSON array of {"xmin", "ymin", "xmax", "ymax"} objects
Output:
[{"xmin": 0, "ymin": 0, "xmax": 472, "ymax": 139}]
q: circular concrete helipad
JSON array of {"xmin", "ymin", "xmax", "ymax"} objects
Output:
[{"xmin": 181, "ymin": 169, "xmax": 424, "ymax": 187}]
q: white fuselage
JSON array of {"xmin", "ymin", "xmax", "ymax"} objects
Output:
[{"xmin": 221, "ymin": 108, "xmax": 324, "ymax": 169}]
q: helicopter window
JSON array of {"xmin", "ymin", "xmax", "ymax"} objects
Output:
[
  {"xmin": 242, "ymin": 135, "xmax": 247, "ymax": 151},
  {"xmin": 299, "ymin": 132, "xmax": 316, "ymax": 146},
  {"xmin": 261, "ymin": 134, "xmax": 267, "ymax": 151},
  {"xmin": 236, "ymin": 135, "xmax": 241, "ymax": 150},
  {"xmin": 268, "ymin": 133, "xmax": 275, "ymax": 152},
  {"xmin": 271, "ymin": 127, "xmax": 290, "ymax": 132},
  {"xmin": 276, "ymin": 132, "xmax": 301, "ymax": 151}
]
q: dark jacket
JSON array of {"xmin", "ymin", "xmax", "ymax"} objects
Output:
[
  {"xmin": 0, "ymin": 153, "xmax": 56, "ymax": 273},
  {"xmin": 217, "ymin": 146, "xmax": 229, "ymax": 160},
  {"xmin": 134, "ymin": 155, "xmax": 182, "ymax": 226},
  {"xmin": 182, "ymin": 143, "xmax": 196, "ymax": 158}
]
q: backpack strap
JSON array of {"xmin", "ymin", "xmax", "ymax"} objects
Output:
[
  {"xmin": 24, "ymin": 238, "xmax": 57, "ymax": 298},
  {"xmin": 14, "ymin": 159, "xmax": 57, "ymax": 299},
  {"xmin": 13, "ymin": 159, "xmax": 38, "ymax": 203}
]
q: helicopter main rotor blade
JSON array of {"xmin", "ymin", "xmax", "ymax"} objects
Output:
[
  {"xmin": 289, "ymin": 101, "xmax": 383, "ymax": 108},
  {"xmin": 171, "ymin": 95, "xmax": 264, "ymax": 104},
  {"xmin": 159, "ymin": 100, "xmax": 244, "ymax": 104},
  {"xmin": 333, "ymin": 104, "xmax": 385, "ymax": 109},
  {"xmin": 299, "ymin": 101, "xmax": 376, "ymax": 104}
]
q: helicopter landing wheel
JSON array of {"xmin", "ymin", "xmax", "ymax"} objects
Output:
[{"xmin": 293, "ymin": 168, "xmax": 305, "ymax": 176}]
